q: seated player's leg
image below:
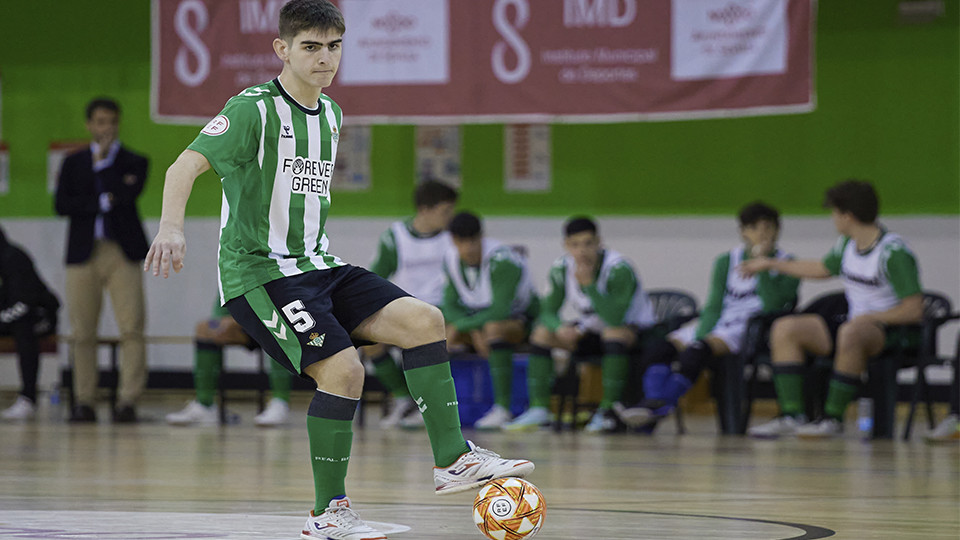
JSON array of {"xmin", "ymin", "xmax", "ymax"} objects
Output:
[
  {"xmin": 166, "ymin": 318, "xmax": 234, "ymax": 426},
  {"xmin": 749, "ymin": 314, "xmax": 833, "ymax": 438},
  {"xmin": 504, "ymin": 324, "xmax": 563, "ymax": 432},
  {"xmin": 361, "ymin": 342, "xmax": 416, "ymax": 428},
  {"xmin": 797, "ymin": 318, "xmax": 884, "ymax": 439},
  {"xmin": 585, "ymin": 326, "xmax": 636, "ymax": 433},
  {"xmin": 255, "ymin": 356, "xmax": 293, "ymax": 427},
  {"xmin": 472, "ymin": 319, "xmax": 526, "ymax": 430},
  {"xmin": 0, "ymin": 312, "xmax": 43, "ymax": 421}
]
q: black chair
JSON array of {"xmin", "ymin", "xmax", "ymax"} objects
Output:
[
  {"xmin": 714, "ymin": 308, "xmax": 795, "ymax": 434},
  {"xmin": 878, "ymin": 292, "xmax": 954, "ymax": 440},
  {"xmin": 550, "ymin": 289, "xmax": 698, "ymax": 432}
]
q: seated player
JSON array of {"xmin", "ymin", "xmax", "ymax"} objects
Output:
[
  {"xmin": 365, "ymin": 179, "xmax": 457, "ymax": 428},
  {"xmin": 617, "ymin": 202, "xmax": 799, "ymax": 428},
  {"xmin": 505, "ymin": 216, "xmax": 656, "ymax": 433},
  {"xmin": 441, "ymin": 211, "xmax": 539, "ymax": 430},
  {"xmin": 166, "ymin": 295, "xmax": 293, "ymax": 427},
  {"xmin": 0, "ymin": 226, "xmax": 60, "ymax": 421},
  {"xmin": 743, "ymin": 180, "xmax": 923, "ymax": 439}
]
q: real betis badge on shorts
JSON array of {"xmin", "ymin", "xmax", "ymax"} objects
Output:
[{"xmin": 307, "ymin": 332, "xmax": 326, "ymax": 347}]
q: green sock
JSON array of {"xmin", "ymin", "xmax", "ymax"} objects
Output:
[
  {"xmin": 773, "ymin": 364, "xmax": 805, "ymax": 417},
  {"xmin": 268, "ymin": 358, "xmax": 291, "ymax": 403},
  {"xmin": 488, "ymin": 343, "xmax": 514, "ymax": 410},
  {"xmin": 600, "ymin": 341, "xmax": 630, "ymax": 409},
  {"xmin": 371, "ymin": 352, "xmax": 411, "ymax": 398},
  {"xmin": 307, "ymin": 391, "xmax": 356, "ymax": 512},
  {"xmin": 194, "ymin": 342, "xmax": 222, "ymax": 407},
  {"xmin": 526, "ymin": 351, "xmax": 554, "ymax": 409},
  {"xmin": 824, "ymin": 373, "xmax": 860, "ymax": 420},
  {"xmin": 402, "ymin": 342, "xmax": 469, "ymax": 467}
]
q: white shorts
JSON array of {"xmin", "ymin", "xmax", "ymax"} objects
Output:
[{"xmin": 668, "ymin": 317, "xmax": 748, "ymax": 355}]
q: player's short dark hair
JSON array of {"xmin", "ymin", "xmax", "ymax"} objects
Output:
[
  {"xmin": 414, "ymin": 180, "xmax": 458, "ymax": 209},
  {"xmin": 738, "ymin": 201, "xmax": 781, "ymax": 228},
  {"xmin": 279, "ymin": 0, "xmax": 345, "ymax": 42},
  {"xmin": 449, "ymin": 211, "xmax": 482, "ymax": 239},
  {"xmin": 564, "ymin": 216, "xmax": 598, "ymax": 237},
  {"xmin": 85, "ymin": 98, "xmax": 119, "ymax": 120},
  {"xmin": 823, "ymin": 179, "xmax": 879, "ymax": 224}
]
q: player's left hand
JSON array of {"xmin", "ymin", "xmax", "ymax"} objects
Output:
[{"xmin": 145, "ymin": 226, "xmax": 186, "ymax": 278}]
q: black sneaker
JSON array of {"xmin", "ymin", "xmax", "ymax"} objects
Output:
[
  {"xmin": 113, "ymin": 405, "xmax": 138, "ymax": 423},
  {"xmin": 69, "ymin": 404, "xmax": 97, "ymax": 423}
]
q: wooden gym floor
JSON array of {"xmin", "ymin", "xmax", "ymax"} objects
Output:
[{"xmin": 0, "ymin": 394, "xmax": 957, "ymax": 539}]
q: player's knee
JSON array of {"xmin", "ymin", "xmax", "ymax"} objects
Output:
[
  {"xmin": 770, "ymin": 317, "xmax": 799, "ymax": 345},
  {"xmin": 529, "ymin": 325, "xmax": 552, "ymax": 348},
  {"xmin": 835, "ymin": 322, "xmax": 875, "ymax": 353},
  {"xmin": 601, "ymin": 326, "xmax": 635, "ymax": 346},
  {"xmin": 403, "ymin": 300, "xmax": 445, "ymax": 337}
]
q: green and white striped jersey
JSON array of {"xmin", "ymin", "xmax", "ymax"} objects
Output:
[{"xmin": 188, "ymin": 79, "xmax": 345, "ymax": 304}]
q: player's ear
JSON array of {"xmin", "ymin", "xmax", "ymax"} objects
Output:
[{"xmin": 273, "ymin": 37, "xmax": 290, "ymax": 61}]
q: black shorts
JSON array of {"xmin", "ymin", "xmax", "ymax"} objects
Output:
[
  {"xmin": 801, "ymin": 293, "xmax": 849, "ymax": 343},
  {"xmin": 226, "ymin": 265, "xmax": 409, "ymax": 379}
]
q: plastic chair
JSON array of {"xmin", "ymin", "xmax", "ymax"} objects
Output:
[{"xmin": 882, "ymin": 292, "xmax": 954, "ymax": 439}]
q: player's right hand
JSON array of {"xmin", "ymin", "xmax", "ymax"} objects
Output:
[{"xmin": 145, "ymin": 227, "xmax": 186, "ymax": 278}]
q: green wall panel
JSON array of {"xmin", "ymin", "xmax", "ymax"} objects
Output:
[{"xmin": 1, "ymin": 0, "xmax": 956, "ymax": 217}]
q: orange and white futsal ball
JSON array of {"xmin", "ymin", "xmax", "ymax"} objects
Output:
[{"xmin": 473, "ymin": 477, "xmax": 545, "ymax": 540}]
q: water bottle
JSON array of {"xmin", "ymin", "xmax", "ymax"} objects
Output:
[
  {"xmin": 857, "ymin": 397, "xmax": 873, "ymax": 439},
  {"xmin": 48, "ymin": 383, "xmax": 61, "ymax": 421}
]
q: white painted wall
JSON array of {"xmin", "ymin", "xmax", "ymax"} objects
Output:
[{"xmin": 1, "ymin": 216, "xmax": 957, "ymax": 391}]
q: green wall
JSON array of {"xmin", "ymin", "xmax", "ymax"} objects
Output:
[{"xmin": 1, "ymin": 1, "xmax": 957, "ymax": 217}]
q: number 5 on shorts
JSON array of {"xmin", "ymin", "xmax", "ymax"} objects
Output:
[{"xmin": 282, "ymin": 300, "xmax": 316, "ymax": 332}]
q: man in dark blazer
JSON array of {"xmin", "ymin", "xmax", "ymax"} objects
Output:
[{"xmin": 55, "ymin": 97, "xmax": 149, "ymax": 423}]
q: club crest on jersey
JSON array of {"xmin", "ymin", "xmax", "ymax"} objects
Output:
[
  {"xmin": 307, "ymin": 332, "xmax": 326, "ymax": 347},
  {"xmin": 201, "ymin": 115, "xmax": 229, "ymax": 136},
  {"xmin": 331, "ymin": 126, "xmax": 339, "ymax": 143},
  {"xmin": 282, "ymin": 156, "xmax": 333, "ymax": 196}
]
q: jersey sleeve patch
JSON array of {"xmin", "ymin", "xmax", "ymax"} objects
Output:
[{"xmin": 201, "ymin": 115, "xmax": 230, "ymax": 136}]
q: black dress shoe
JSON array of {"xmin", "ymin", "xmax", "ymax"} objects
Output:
[
  {"xmin": 113, "ymin": 405, "xmax": 138, "ymax": 423},
  {"xmin": 69, "ymin": 405, "xmax": 97, "ymax": 423}
]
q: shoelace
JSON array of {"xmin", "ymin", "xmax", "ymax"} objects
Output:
[{"xmin": 327, "ymin": 506, "xmax": 365, "ymax": 528}]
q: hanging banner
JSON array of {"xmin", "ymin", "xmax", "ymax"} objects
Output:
[
  {"xmin": 416, "ymin": 126, "xmax": 461, "ymax": 187},
  {"xmin": 504, "ymin": 125, "xmax": 551, "ymax": 193},
  {"xmin": 152, "ymin": 0, "xmax": 814, "ymax": 125}
]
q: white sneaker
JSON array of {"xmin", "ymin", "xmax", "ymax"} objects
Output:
[
  {"xmin": 434, "ymin": 440, "xmax": 535, "ymax": 495},
  {"xmin": 473, "ymin": 404, "xmax": 513, "ymax": 431},
  {"xmin": 747, "ymin": 415, "xmax": 806, "ymax": 439},
  {"xmin": 1, "ymin": 396, "xmax": 36, "ymax": 421},
  {"xmin": 796, "ymin": 417, "xmax": 844, "ymax": 439},
  {"xmin": 925, "ymin": 414, "xmax": 960, "ymax": 443},
  {"xmin": 584, "ymin": 408, "xmax": 621, "ymax": 433},
  {"xmin": 301, "ymin": 496, "xmax": 386, "ymax": 540},
  {"xmin": 166, "ymin": 400, "xmax": 218, "ymax": 426},
  {"xmin": 379, "ymin": 396, "xmax": 417, "ymax": 429},
  {"xmin": 254, "ymin": 398, "xmax": 290, "ymax": 427},
  {"xmin": 503, "ymin": 407, "xmax": 551, "ymax": 432}
]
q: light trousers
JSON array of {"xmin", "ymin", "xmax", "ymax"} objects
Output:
[{"xmin": 65, "ymin": 240, "xmax": 146, "ymax": 406}]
